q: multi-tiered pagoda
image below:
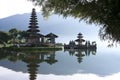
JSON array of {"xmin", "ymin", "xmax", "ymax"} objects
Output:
[
  {"xmin": 26, "ymin": 8, "xmax": 58, "ymax": 47},
  {"xmin": 27, "ymin": 8, "xmax": 44, "ymax": 46},
  {"xmin": 64, "ymin": 33, "xmax": 97, "ymax": 49},
  {"xmin": 75, "ymin": 33, "xmax": 85, "ymax": 46}
]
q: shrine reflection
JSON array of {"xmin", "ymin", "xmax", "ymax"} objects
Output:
[
  {"xmin": 64, "ymin": 48, "xmax": 96, "ymax": 63},
  {"xmin": 0, "ymin": 48, "xmax": 96, "ymax": 80},
  {"xmin": 0, "ymin": 50, "xmax": 57, "ymax": 80}
]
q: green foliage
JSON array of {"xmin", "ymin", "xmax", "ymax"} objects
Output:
[
  {"xmin": 2, "ymin": 47, "xmax": 62, "ymax": 52},
  {"xmin": 8, "ymin": 28, "xmax": 20, "ymax": 43},
  {"xmin": 0, "ymin": 28, "xmax": 28, "ymax": 45},
  {"xmin": 0, "ymin": 31, "xmax": 10, "ymax": 44},
  {"xmin": 8, "ymin": 28, "xmax": 28, "ymax": 44},
  {"xmin": 55, "ymin": 43, "xmax": 63, "ymax": 46},
  {"xmin": 29, "ymin": 0, "xmax": 120, "ymax": 44}
]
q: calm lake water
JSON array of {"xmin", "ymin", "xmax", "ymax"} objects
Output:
[{"xmin": 0, "ymin": 45, "xmax": 120, "ymax": 80}]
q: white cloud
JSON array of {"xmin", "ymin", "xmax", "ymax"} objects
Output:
[
  {"xmin": 0, "ymin": 66, "xmax": 120, "ymax": 80},
  {"xmin": 0, "ymin": 0, "xmax": 40, "ymax": 18},
  {"xmin": 0, "ymin": 66, "xmax": 29, "ymax": 80},
  {"xmin": 38, "ymin": 73, "xmax": 120, "ymax": 80}
]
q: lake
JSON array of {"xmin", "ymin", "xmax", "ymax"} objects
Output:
[{"xmin": 0, "ymin": 45, "xmax": 120, "ymax": 80}]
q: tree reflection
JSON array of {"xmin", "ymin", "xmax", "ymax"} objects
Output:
[
  {"xmin": 29, "ymin": 0, "xmax": 120, "ymax": 44},
  {"xmin": 21, "ymin": 53, "xmax": 40, "ymax": 80},
  {"xmin": 22, "ymin": 51, "xmax": 57, "ymax": 80},
  {"xmin": 0, "ymin": 48, "xmax": 96, "ymax": 79},
  {"xmin": 64, "ymin": 48, "xmax": 96, "ymax": 63},
  {"xmin": 0, "ymin": 50, "xmax": 57, "ymax": 80}
]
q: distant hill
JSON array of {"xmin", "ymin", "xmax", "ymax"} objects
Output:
[
  {"xmin": 0, "ymin": 13, "xmax": 42, "ymax": 31},
  {"xmin": 0, "ymin": 13, "xmax": 74, "ymax": 34},
  {"xmin": 0, "ymin": 14, "xmax": 27, "ymax": 31},
  {"xmin": 0, "ymin": 13, "xmax": 99, "ymax": 43}
]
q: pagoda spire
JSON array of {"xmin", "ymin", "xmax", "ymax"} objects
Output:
[
  {"xmin": 27, "ymin": 8, "xmax": 40, "ymax": 33},
  {"xmin": 27, "ymin": 8, "xmax": 40, "ymax": 45}
]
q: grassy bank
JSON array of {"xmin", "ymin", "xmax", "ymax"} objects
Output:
[{"xmin": 1, "ymin": 46, "xmax": 62, "ymax": 52}]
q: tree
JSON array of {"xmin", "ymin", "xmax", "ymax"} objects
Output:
[
  {"xmin": 0, "ymin": 28, "xmax": 29, "ymax": 47},
  {"xmin": 8, "ymin": 28, "xmax": 19, "ymax": 44},
  {"xmin": 18, "ymin": 30, "xmax": 29, "ymax": 43},
  {"xmin": 0, "ymin": 31, "xmax": 10, "ymax": 46},
  {"xmin": 29, "ymin": 0, "xmax": 120, "ymax": 44},
  {"xmin": 8, "ymin": 28, "xmax": 29, "ymax": 44}
]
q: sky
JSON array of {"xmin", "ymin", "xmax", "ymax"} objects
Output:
[{"xmin": 0, "ymin": 0, "xmax": 40, "ymax": 18}]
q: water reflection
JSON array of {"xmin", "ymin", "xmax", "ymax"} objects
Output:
[
  {"xmin": 1, "ymin": 66, "xmax": 120, "ymax": 80},
  {"xmin": 0, "ymin": 50, "xmax": 57, "ymax": 80},
  {"xmin": 1, "ymin": 48, "xmax": 120, "ymax": 80},
  {"xmin": 22, "ymin": 51, "xmax": 57, "ymax": 80},
  {"xmin": 0, "ymin": 48, "xmax": 96, "ymax": 80},
  {"xmin": 64, "ymin": 49, "xmax": 96, "ymax": 63}
]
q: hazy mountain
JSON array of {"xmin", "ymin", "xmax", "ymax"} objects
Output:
[
  {"xmin": 0, "ymin": 13, "xmax": 39, "ymax": 31},
  {"xmin": 0, "ymin": 13, "xmax": 99, "ymax": 43}
]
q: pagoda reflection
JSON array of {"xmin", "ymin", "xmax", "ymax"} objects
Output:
[
  {"xmin": 0, "ymin": 48, "xmax": 96, "ymax": 79},
  {"xmin": 0, "ymin": 50, "xmax": 57, "ymax": 80},
  {"xmin": 64, "ymin": 48, "xmax": 96, "ymax": 63},
  {"xmin": 21, "ymin": 51, "xmax": 57, "ymax": 80}
]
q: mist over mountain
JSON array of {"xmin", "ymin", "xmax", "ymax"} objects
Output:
[{"xmin": 0, "ymin": 13, "xmax": 99, "ymax": 43}]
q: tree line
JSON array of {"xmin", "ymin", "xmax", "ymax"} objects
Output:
[{"xmin": 0, "ymin": 28, "xmax": 28, "ymax": 46}]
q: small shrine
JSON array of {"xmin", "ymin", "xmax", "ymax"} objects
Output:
[
  {"xmin": 75, "ymin": 33, "xmax": 85, "ymax": 46},
  {"xmin": 26, "ymin": 8, "xmax": 58, "ymax": 47},
  {"xmin": 45, "ymin": 33, "xmax": 58, "ymax": 44},
  {"xmin": 64, "ymin": 33, "xmax": 97, "ymax": 49}
]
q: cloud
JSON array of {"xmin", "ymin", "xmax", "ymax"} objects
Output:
[
  {"xmin": 0, "ymin": 0, "xmax": 40, "ymax": 18},
  {"xmin": 38, "ymin": 73, "xmax": 120, "ymax": 80},
  {"xmin": 0, "ymin": 66, "xmax": 120, "ymax": 80},
  {"xmin": 0, "ymin": 66, "xmax": 28, "ymax": 80}
]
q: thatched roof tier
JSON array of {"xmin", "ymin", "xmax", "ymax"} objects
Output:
[
  {"xmin": 30, "ymin": 15, "xmax": 37, "ymax": 17},
  {"xmin": 78, "ymin": 33, "xmax": 82, "ymax": 35},
  {"xmin": 30, "ymin": 19, "xmax": 38, "ymax": 22},
  {"xmin": 45, "ymin": 33, "xmax": 58, "ymax": 38},
  {"xmin": 30, "ymin": 17, "xmax": 37, "ymax": 19},
  {"xmin": 77, "ymin": 35, "xmax": 83, "ymax": 38},
  {"xmin": 75, "ymin": 39, "xmax": 85, "ymax": 42},
  {"xmin": 31, "ymin": 8, "xmax": 36, "ymax": 13},
  {"xmin": 29, "ymin": 23, "xmax": 38, "ymax": 25},
  {"xmin": 27, "ymin": 29, "xmax": 40, "ymax": 32},
  {"xmin": 28, "ymin": 33, "xmax": 44, "ymax": 37},
  {"xmin": 28, "ymin": 26, "xmax": 39, "ymax": 28}
]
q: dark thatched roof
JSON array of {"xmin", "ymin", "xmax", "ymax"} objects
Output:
[
  {"xmin": 78, "ymin": 33, "xmax": 82, "ymax": 35},
  {"xmin": 75, "ymin": 39, "xmax": 85, "ymax": 42},
  {"xmin": 45, "ymin": 33, "xmax": 58, "ymax": 38},
  {"xmin": 27, "ymin": 29, "xmax": 40, "ymax": 32}
]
